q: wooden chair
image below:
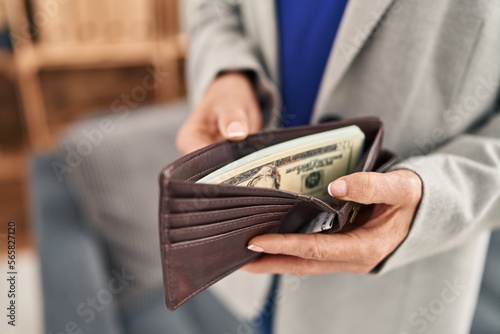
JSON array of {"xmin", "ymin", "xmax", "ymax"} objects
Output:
[{"xmin": 3, "ymin": 0, "xmax": 184, "ymax": 150}]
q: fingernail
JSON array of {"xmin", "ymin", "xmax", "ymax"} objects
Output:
[
  {"xmin": 247, "ymin": 244, "xmax": 264, "ymax": 252},
  {"xmin": 329, "ymin": 180, "xmax": 347, "ymax": 197},
  {"xmin": 226, "ymin": 121, "xmax": 246, "ymax": 138}
]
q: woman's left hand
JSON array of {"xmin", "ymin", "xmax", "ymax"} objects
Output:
[{"xmin": 242, "ymin": 170, "xmax": 423, "ymax": 275}]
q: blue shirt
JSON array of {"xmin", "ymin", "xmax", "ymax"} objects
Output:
[
  {"xmin": 255, "ymin": 4, "xmax": 349, "ymax": 333},
  {"xmin": 277, "ymin": 0, "xmax": 349, "ymax": 127}
]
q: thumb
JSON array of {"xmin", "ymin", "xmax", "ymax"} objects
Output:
[
  {"xmin": 217, "ymin": 108, "xmax": 250, "ymax": 141},
  {"xmin": 328, "ymin": 172, "xmax": 403, "ymax": 205}
]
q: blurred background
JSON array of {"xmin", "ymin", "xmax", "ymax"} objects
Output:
[
  {"xmin": 0, "ymin": 0, "xmax": 185, "ymax": 243},
  {"xmin": 0, "ymin": 0, "xmax": 185, "ymax": 332}
]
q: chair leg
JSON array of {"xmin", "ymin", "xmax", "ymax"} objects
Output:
[
  {"xmin": 16, "ymin": 66, "xmax": 51, "ymax": 151},
  {"xmin": 153, "ymin": 39, "xmax": 185, "ymax": 103}
]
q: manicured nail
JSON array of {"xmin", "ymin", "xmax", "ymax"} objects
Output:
[
  {"xmin": 247, "ymin": 244, "xmax": 264, "ymax": 252},
  {"xmin": 226, "ymin": 121, "xmax": 246, "ymax": 138},
  {"xmin": 329, "ymin": 180, "xmax": 347, "ymax": 197}
]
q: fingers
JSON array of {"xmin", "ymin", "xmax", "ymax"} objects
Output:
[
  {"xmin": 247, "ymin": 233, "xmax": 362, "ymax": 262},
  {"xmin": 176, "ymin": 117, "xmax": 219, "ymax": 154},
  {"xmin": 217, "ymin": 108, "xmax": 251, "ymax": 141},
  {"xmin": 241, "ymin": 255, "xmax": 369, "ymax": 275},
  {"xmin": 176, "ymin": 132, "xmax": 213, "ymax": 155},
  {"xmin": 328, "ymin": 171, "xmax": 420, "ymax": 206},
  {"xmin": 176, "ymin": 71, "xmax": 263, "ymax": 153},
  {"xmin": 245, "ymin": 230, "xmax": 392, "ymax": 275},
  {"xmin": 176, "ymin": 104, "xmax": 260, "ymax": 154}
]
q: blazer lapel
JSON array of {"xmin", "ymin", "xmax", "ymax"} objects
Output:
[
  {"xmin": 311, "ymin": 0, "xmax": 396, "ymax": 123},
  {"xmin": 249, "ymin": 1, "xmax": 280, "ymax": 85}
]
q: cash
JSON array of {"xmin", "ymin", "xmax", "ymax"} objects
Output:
[{"xmin": 197, "ymin": 125, "xmax": 365, "ymax": 202}]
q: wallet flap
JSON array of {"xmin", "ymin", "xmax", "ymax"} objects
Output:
[{"xmin": 161, "ymin": 116, "xmax": 383, "ymax": 184}]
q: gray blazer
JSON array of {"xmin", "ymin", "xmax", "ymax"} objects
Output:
[{"xmin": 186, "ymin": 1, "xmax": 500, "ymax": 333}]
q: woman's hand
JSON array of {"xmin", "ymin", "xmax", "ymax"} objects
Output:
[
  {"xmin": 176, "ymin": 71, "xmax": 262, "ymax": 154},
  {"xmin": 243, "ymin": 170, "xmax": 423, "ymax": 275}
]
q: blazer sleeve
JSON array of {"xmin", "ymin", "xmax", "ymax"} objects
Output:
[
  {"xmin": 377, "ymin": 107, "xmax": 500, "ymax": 274},
  {"xmin": 185, "ymin": 0, "xmax": 279, "ymax": 121}
]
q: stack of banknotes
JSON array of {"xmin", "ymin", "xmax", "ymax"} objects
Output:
[{"xmin": 197, "ymin": 125, "xmax": 365, "ymax": 232}]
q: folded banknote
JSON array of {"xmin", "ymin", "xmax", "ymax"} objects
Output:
[{"xmin": 197, "ymin": 125, "xmax": 365, "ymax": 203}]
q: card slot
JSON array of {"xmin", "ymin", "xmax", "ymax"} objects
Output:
[
  {"xmin": 165, "ymin": 196, "xmax": 298, "ymax": 213},
  {"xmin": 163, "ymin": 204, "xmax": 294, "ymax": 228},
  {"xmin": 168, "ymin": 212, "xmax": 286, "ymax": 243},
  {"xmin": 163, "ymin": 179, "xmax": 301, "ymax": 201},
  {"xmin": 163, "ymin": 220, "xmax": 282, "ymax": 310}
]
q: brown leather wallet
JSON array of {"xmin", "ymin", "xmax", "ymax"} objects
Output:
[{"xmin": 159, "ymin": 116, "xmax": 397, "ymax": 310}]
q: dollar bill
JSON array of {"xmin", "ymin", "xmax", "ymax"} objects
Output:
[{"xmin": 197, "ymin": 125, "xmax": 365, "ymax": 202}]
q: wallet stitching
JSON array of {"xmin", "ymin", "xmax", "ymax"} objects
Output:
[
  {"xmin": 167, "ymin": 238, "xmax": 173, "ymax": 304},
  {"xmin": 170, "ymin": 213, "xmax": 285, "ymax": 235},
  {"xmin": 170, "ymin": 181, "xmax": 300, "ymax": 198},
  {"xmin": 166, "ymin": 221, "xmax": 280, "ymax": 250},
  {"xmin": 164, "ymin": 205, "xmax": 293, "ymax": 220},
  {"xmin": 169, "ymin": 197, "xmax": 296, "ymax": 206},
  {"xmin": 179, "ymin": 145, "xmax": 225, "ymax": 168},
  {"xmin": 167, "ymin": 221, "xmax": 281, "ymax": 306},
  {"xmin": 187, "ymin": 162, "xmax": 229, "ymax": 181},
  {"xmin": 174, "ymin": 144, "xmax": 235, "ymax": 181}
]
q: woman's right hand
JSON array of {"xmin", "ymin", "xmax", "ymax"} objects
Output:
[{"xmin": 176, "ymin": 71, "xmax": 263, "ymax": 155}]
